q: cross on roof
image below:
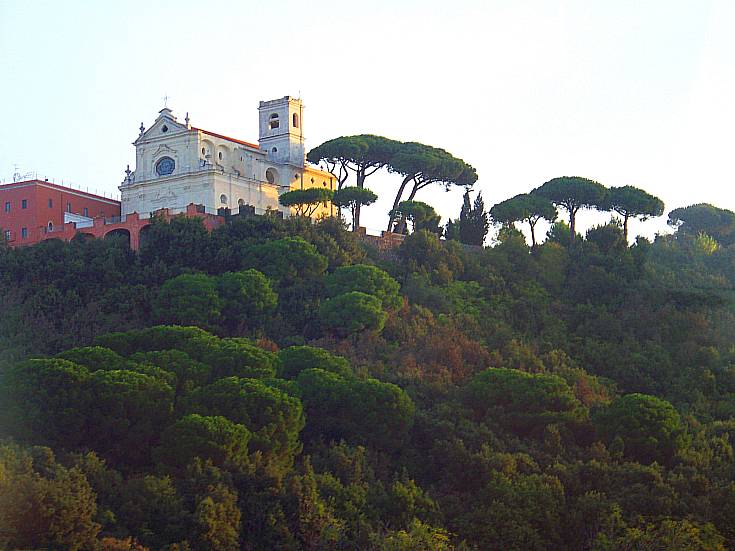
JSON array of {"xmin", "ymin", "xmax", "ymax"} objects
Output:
[{"xmin": 162, "ymin": 94, "xmax": 170, "ymax": 108}]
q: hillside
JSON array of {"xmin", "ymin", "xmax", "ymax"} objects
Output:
[{"xmin": 1, "ymin": 211, "xmax": 735, "ymax": 550}]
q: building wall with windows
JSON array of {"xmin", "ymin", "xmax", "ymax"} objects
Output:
[
  {"xmin": 0, "ymin": 180, "xmax": 120, "ymax": 246},
  {"xmin": 120, "ymin": 96, "xmax": 334, "ymax": 220}
]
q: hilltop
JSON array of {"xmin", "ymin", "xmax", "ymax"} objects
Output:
[{"xmin": 1, "ymin": 205, "xmax": 735, "ymax": 550}]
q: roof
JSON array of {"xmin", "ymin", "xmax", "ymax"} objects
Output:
[
  {"xmin": 0, "ymin": 179, "xmax": 120, "ymax": 205},
  {"xmin": 191, "ymin": 127, "xmax": 260, "ymax": 150}
]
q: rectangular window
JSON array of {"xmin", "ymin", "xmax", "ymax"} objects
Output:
[
  {"xmin": 83, "ymin": 207, "xmax": 89, "ymax": 217},
  {"xmin": 21, "ymin": 199, "xmax": 27, "ymax": 209},
  {"xmin": 67, "ymin": 202, "xmax": 72, "ymax": 213},
  {"xmin": 21, "ymin": 227, "xmax": 28, "ymax": 239},
  {"xmin": 4, "ymin": 229, "xmax": 11, "ymax": 241},
  {"xmin": 4, "ymin": 202, "xmax": 10, "ymax": 213},
  {"xmin": 48, "ymin": 198, "xmax": 53, "ymax": 208}
]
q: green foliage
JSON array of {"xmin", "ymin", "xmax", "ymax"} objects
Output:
[
  {"xmin": 391, "ymin": 200, "xmax": 442, "ymax": 234},
  {"xmin": 297, "ymin": 368, "xmax": 415, "ymax": 449},
  {"xmin": 605, "ymin": 185, "xmax": 664, "ymax": 239},
  {"xmin": 278, "ymin": 345, "xmax": 352, "ymax": 379},
  {"xmin": 5, "ymin": 182, "xmax": 735, "ymax": 549},
  {"xmin": 307, "ymin": 134, "xmax": 401, "ymax": 228},
  {"xmin": 243, "ymin": 236, "xmax": 328, "ymax": 284},
  {"xmin": 546, "ymin": 220, "xmax": 578, "ymax": 246},
  {"xmin": 333, "ymin": 187, "xmax": 378, "ymax": 231},
  {"xmin": 593, "ymin": 393, "xmax": 687, "ymax": 465},
  {"xmin": 464, "ymin": 367, "xmax": 587, "ymax": 436},
  {"xmin": 593, "ymin": 514, "xmax": 726, "ymax": 550},
  {"xmin": 1, "ymin": 358, "xmax": 94, "ymax": 449},
  {"xmin": 668, "ymin": 203, "xmax": 735, "ymax": 245},
  {"xmin": 307, "ymin": 134, "xmax": 400, "ymax": 171},
  {"xmin": 319, "ymin": 291, "xmax": 387, "ymax": 336},
  {"xmin": 96, "ymin": 325, "xmax": 277, "ymax": 380},
  {"xmin": 216, "ymin": 269, "xmax": 277, "ymax": 331},
  {"xmin": 184, "ymin": 377, "xmax": 304, "ymax": 476},
  {"xmin": 56, "ymin": 345, "xmax": 130, "ymax": 370},
  {"xmin": 279, "ymin": 187, "xmax": 334, "ymax": 217},
  {"xmin": 190, "ymin": 481, "xmax": 242, "ymax": 551},
  {"xmin": 373, "ymin": 519, "xmax": 455, "ymax": 550},
  {"xmin": 138, "ymin": 216, "xmax": 214, "ymax": 280},
  {"xmin": 155, "ymin": 414, "xmax": 252, "ymax": 473},
  {"xmin": 152, "ymin": 273, "xmax": 221, "ymax": 327},
  {"xmin": 388, "ymin": 141, "xmax": 478, "ymax": 233},
  {"xmin": 0, "ymin": 442, "xmax": 100, "ymax": 550},
  {"xmin": 399, "ymin": 230, "xmax": 464, "ymax": 284},
  {"xmin": 490, "ymin": 193, "xmax": 557, "ymax": 246},
  {"xmin": 324, "ymin": 263, "xmax": 402, "ymax": 309},
  {"xmin": 458, "ymin": 190, "xmax": 489, "ymax": 246},
  {"xmin": 533, "ymin": 176, "xmax": 608, "ymax": 241}
]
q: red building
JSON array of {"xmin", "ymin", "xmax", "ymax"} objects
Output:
[{"xmin": 0, "ymin": 179, "xmax": 121, "ymax": 247}]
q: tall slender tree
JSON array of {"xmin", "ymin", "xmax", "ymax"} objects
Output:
[
  {"xmin": 532, "ymin": 177, "xmax": 607, "ymax": 243},
  {"xmin": 389, "ymin": 144, "xmax": 477, "ymax": 233},
  {"xmin": 490, "ymin": 193, "xmax": 557, "ymax": 247},
  {"xmin": 458, "ymin": 191, "xmax": 489, "ymax": 246},
  {"xmin": 391, "ymin": 201, "xmax": 442, "ymax": 234},
  {"xmin": 279, "ymin": 188, "xmax": 334, "ymax": 218},
  {"xmin": 307, "ymin": 135, "xmax": 400, "ymax": 229},
  {"xmin": 332, "ymin": 187, "xmax": 378, "ymax": 231},
  {"xmin": 605, "ymin": 186, "xmax": 664, "ymax": 240}
]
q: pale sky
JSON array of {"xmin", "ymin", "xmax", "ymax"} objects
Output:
[{"xmin": 1, "ymin": 0, "xmax": 733, "ymax": 241}]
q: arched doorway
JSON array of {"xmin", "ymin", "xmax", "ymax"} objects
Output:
[{"xmin": 104, "ymin": 228, "xmax": 131, "ymax": 248}]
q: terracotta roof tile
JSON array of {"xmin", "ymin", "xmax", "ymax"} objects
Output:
[{"xmin": 192, "ymin": 127, "xmax": 260, "ymax": 149}]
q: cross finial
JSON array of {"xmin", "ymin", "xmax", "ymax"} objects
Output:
[
  {"xmin": 125, "ymin": 164, "xmax": 131, "ymax": 178},
  {"xmin": 139, "ymin": 122, "xmax": 145, "ymax": 135},
  {"xmin": 185, "ymin": 112, "xmax": 190, "ymax": 126},
  {"xmin": 162, "ymin": 93, "xmax": 170, "ymax": 108}
]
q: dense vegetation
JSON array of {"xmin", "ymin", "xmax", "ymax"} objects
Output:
[{"xmin": 2, "ymin": 189, "xmax": 735, "ymax": 549}]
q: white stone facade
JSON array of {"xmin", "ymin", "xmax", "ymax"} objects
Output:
[{"xmin": 120, "ymin": 96, "xmax": 334, "ymax": 219}]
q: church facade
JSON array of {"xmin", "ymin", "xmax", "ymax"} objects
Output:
[{"xmin": 120, "ymin": 96, "xmax": 334, "ymax": 219}]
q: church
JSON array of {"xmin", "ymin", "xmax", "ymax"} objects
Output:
[
  {"xmin": 120, "ymin": 95, "xmax": 334, "ymax": 219},
  {"xmin": 1, "ymin": 96, "xmax": 335, "ymax": 248}
]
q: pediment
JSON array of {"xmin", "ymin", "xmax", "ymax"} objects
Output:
[{"xmin": 136, "ymin": 112, "xmax": 188, "ymax": 144}]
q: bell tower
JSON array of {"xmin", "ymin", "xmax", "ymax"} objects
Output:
[{"xmin": 258, "ymin": 96, "xmax": 305, "ymax": 167}]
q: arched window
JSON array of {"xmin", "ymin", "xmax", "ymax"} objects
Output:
[
  {"xmin": 265, "ymin": 168, "xmax": 277, "ymax": 185},
  {"xmin": 218, "ymin": 151, "xmax": 223, "ymax": 161},
  {"xmin": 269, "ymin": 113, "xmax": 280, "ymax": 130},
  {"xmin": 220, "ymin": 194, "xmax": 227, "ymax": 205},
  {"xmin": 292, "ymin": 113, "xmax": 299, "ymax": 128},
  {"xmin": 48, "ymin": 221, "xmax": 53, "ymax": 231},
  {"xmin": 238, "ymin": 198, "xmax": 245, "ymax": 206},
  {"xmin": 271, "ymin": 147, "xmax": 277, "ymax": 154}
]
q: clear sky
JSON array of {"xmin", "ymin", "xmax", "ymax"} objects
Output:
[{"xmin": 1, "ymin": 0, "xmax": 733, "ymax": 241}]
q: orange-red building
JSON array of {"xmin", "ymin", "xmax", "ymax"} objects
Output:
[{"xmin": 0, "ymin": 179, "xmax": 121, "ymax": 247}]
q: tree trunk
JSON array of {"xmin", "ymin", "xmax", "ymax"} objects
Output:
[
  {"xmin": 569, "ymin": 207, "xmax": 577, "ymax": 243},
  {"xmin": 387, "ymin": 175, "xmax": 414, "ymax": 232},
  {"xmin": 529, "ymin": 220, "xmax": 537, "ymax": 247},
  {"xmin": 394, "ymin": 182, "xmax": 421, "ymax": 234},
  {"xmin": 354, "ymin": 166, "xmax": 365, "ymax": 230},
  {"xmin": 623, "ymin": 213, "xmax": 629, "ymax": 242}
]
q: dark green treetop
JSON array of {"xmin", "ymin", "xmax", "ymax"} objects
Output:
[
  {"xmin": 332, "ymin": 187, "xmax": 378, "ymax": 231},
  {"xmin": 605, "ymin": 186, "xmax": 664, "ymax": 240},
  {"xmin": 279, "ymin": 188, "xmax": 334, "ymax": 218},
  {"xmin": 490, "ymin": 193, "xmax": 557, "ymax": 247},
  {"xmin": 532, "ymin": 177, "xmax": 608, "ymax": 242}
]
